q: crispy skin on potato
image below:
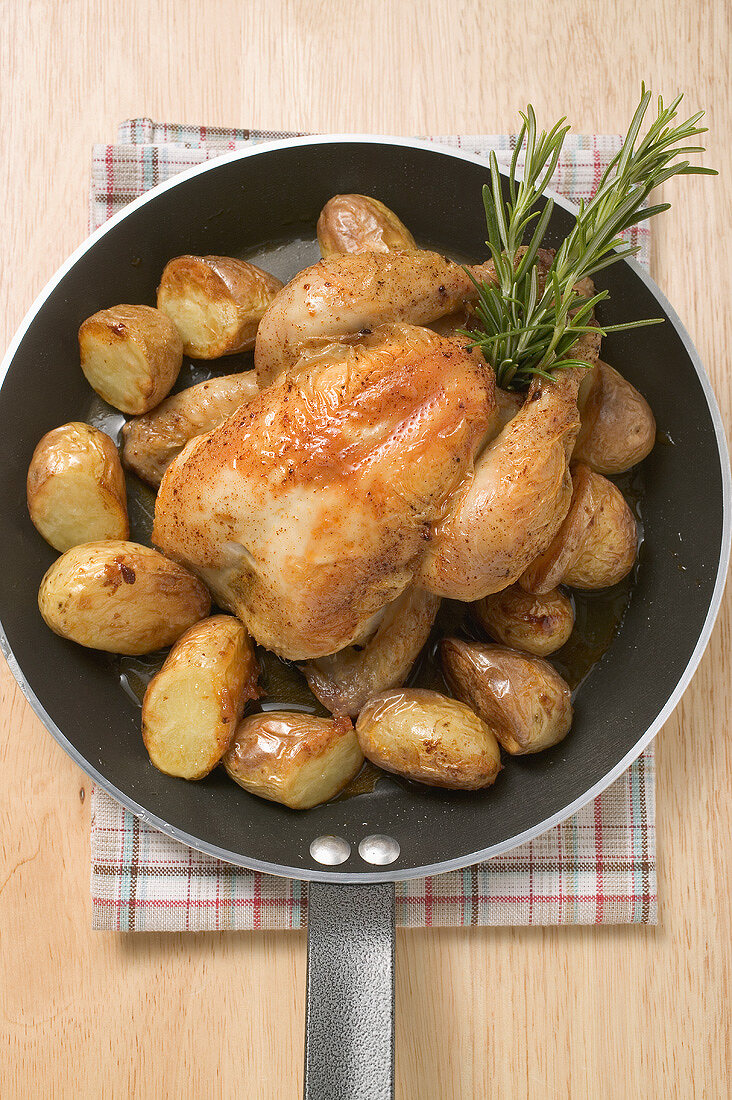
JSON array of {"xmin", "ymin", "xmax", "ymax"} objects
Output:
[
  {"xmin": 575, "ymin": 360, "xmax": 656, "ymax": 475},
  {"xmin": 473, "ymin": 584, "xmax": 574, "ymax": 657},
  {"xmin": 223, "ymin": 712, "xmax": 363, "ymax": 809},
  {"xmin": 356, "ymin": 688, "xmax": 501, "ymax": 790},
  {"xmin": 38, "ymin": 540, "xmax": 210, "ymax": 654},
  {"xmin": 317, "ymin": 194, "xmax": 417, "ymax": 258},
  {"xmin": 441, "ymin": 638, "xmax": 572, "ymax": 755},
  {"xmin": 27, "ymin": 422, "xmax": 128, "ymax": 551},
  {"xmin": 142, "ymin": 615, "xmax": 259, "ymax": 780},
  {"xmin": 79, "ymin": 305, "xmax": 183, "ymax": 414},
  {"xmin": 521, "ymin": 464, "xmax": 637, "ymax": 593},
  {"xmin": 121, "ymin": 371, "xmax": 259, "ymax": 487},
  {"xmin": 157, "ymin": 255, "xmax": 283, "ymax": 359}
]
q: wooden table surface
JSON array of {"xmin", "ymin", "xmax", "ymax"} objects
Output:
[{"xmin": 2, "ymin": 2, "xmax": 730, "ymax": 1096}]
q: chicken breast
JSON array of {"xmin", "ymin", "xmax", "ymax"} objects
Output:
[
  {"xmin": 254, "ymin": 250, "xmax": 496, "ymax": 386},
  {"xmin": 153, "ymin": 324, "xmax": 494, "ymax": 659}
]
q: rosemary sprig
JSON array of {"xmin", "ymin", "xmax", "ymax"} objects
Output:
[{"xmin": 464, "ymin": 87, "xmax": 716, "ymax": 390}]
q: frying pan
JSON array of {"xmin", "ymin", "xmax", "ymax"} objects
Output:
[{"xmin": 0, "ymin": 137, "xmax": 729, "ymax": 1099}]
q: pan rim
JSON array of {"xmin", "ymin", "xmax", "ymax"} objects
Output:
[{"xmin": 1, "ymin": 134, "xmax": 729, "ymax": 883}]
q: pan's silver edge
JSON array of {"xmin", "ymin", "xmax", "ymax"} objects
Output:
[{"xmin": 1, "ymin": 135, "xmax": 729, "ymax": 885}]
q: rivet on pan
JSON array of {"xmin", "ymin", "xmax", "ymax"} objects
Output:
[
  {"xmin": 358, "ymin": 835, "xmax": 400, "ymax": 865},
  {"xmin": 309, "ymin": 835, "xmax": 351, "ymax": 865}
]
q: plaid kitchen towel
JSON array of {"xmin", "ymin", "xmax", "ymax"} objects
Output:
[{"xmin": 90, "ymin": 123, "xmax": 656, "ymax": 930}]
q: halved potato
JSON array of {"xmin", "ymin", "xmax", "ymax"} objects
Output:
[
  {"xmin": 142, "ymin": 615, "xmax": 259, "ymax": 780},
  {"xmin": 521, "ymin": 465, "xmax": 637, "ymax": 593},
  {"xmin": 473, "ymin": 584, "xmax": 574, "ymax": 656},
  {"xmin": 157, "ymin": 255, "xmax": 283, "ymax": 359},
  {"xmin": 223, "ymin": 712, "xmax": 363, "ymax": 809},
  {"xmin": 317, "ymin": 194, "xmax": 417, "ymax": 258},
  {"xmin": 27, "ymin": 422, "xmax": 128, "ymax": 551},
  {"xmin": 79, "ymin": 305, "xmax": 183, "ymax": 414},
  {"xmin": 121, "ymin": 371, "xmax": 259, "ymax": 487},
  {"xmin": 356, "ymin": 688, "xmax": 501, "ymax": 790},
  {"xmin": 575, "ymin": 360, "xmax": 656, "ymax": 474},
  {"xmin": 38, "ymin": 540, "xmax": 210, "ymax": 654},
  {"xmin": 441, "ymin": 638, "xmax": 572, "ymax": 755}
]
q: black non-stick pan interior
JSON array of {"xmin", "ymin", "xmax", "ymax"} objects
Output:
[{"xmin": 0, "ymin": 140, "xmax": 727, "ymax": 880}]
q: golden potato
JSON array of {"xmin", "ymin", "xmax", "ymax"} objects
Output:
[
  {"xmin": 79, "ymin": 305, "xmax": 183, "ymax": 414},
  {"xmin": 157, "ymin": 255, "xmax": 283, "ymax": 359},
  {"xmin": 317, "ymin": 194, "xmax": 417, "ymax": 258},
  {"xmin": 574, "ymin": 360, "xmax": 656, "ymax": 474},
  {"xmin": 27, "ymin": 422, "xmax": 128, "ymax": 551},
  {"xmin": 355, "ymin": 688, "xmax": 501, "ymax": 790},
  {"xmin": 441, "ymin": 638, "xmax": 572, "ymax": 755},
  {"xmin": 142, "ymin": 615, "xmax": 259, "ymax": 780},
  {"xmin": 223, "ymin": 712, "xmax": 363, "ymax": 809},
  {"xmin": 302, "ymin": 587, "xmax": 440, "ymax": 717},
  {"xmin": 474, "ymin": 584, "xmax": 574, "ymax": 656},
  {"xmin": 521, "ymin": 465, "xmax": 637, "ymax": 593},
  {"xmin": 38, "ymin": 540, "xmax": 210, "ymax": 654},
  {"xmin": 121, "ymin": 371, "xmax": 259, "ymax": 487}
]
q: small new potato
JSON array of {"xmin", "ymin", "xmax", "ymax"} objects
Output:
[
  {"xmin": 79, "ymin": 304, "xmax": 183, "ymax": 414},
  {"xmin": 121, "ymin": 371, "xmax": 259, "ymax": 487},
  {"xmin": 27, "ymin": 422, "xmax": 128, "ymax": 551},
  {"xmin": 521, "ymin": 465, "xmax": 637, "ymax": 593},
  {"xmin": 142, "ymin": 615, "xmax": 260, "ymax": 780},
  {"xmin": 157, "ymin": 255, "xmax": 283, "ymax": 359},
  {"xmin": 356, "ymin": 688, "xmax": 501, "ymax": 790},
  {"xmin": 317, "ymin": 194, "xmax": 417, "ymax": 258},
  {"xmin": 474, "ymin": 584, "xmax": 574, "ymax": 657},
  {"xmin": 574, "ymin": 360, "xmax": 656, "ymax": 474},
  {"xmin": 38, "ymin": 540, "xmax": 210, "ymax": 654},
  {"xmin": 223, "ymin": 712, "xmax": 363, "ymax": 809},
  {"xmin": 441, "ymin": 638, "xmax": 572, "ymax": 755}
]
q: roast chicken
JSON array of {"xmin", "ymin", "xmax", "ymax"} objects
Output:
[{"xmin": 153, "ymin": 251, "xmax": 599, "ymax": 662}]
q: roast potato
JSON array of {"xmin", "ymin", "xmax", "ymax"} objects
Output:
[
  {"xmin": 27, "ymin": 422, "xmax": 128, "ymax": 551},
  {"xmin": 157, "ymin": 255, "xmax": 283, "ymax": 358},
  {"xmin": 441, "ymin": 638, "xmax": 572, "ymax": 755},
  {"xmin": 521, "ymin": 465, "xmax": 637, "ymax": 593},
  {"xmin": 355, "ymin": 688, "xmax": 501, "ymax": 790},
  {"xmin": 317, "ymin": 194, "xmax": 417, "ymax": 258},
  {"xmin": 223, "ymin": 712, "xmax": 363, "ymax": 809},
  {"xmin": 574, "ymin": 360, "xmax": 656, "ymax": 474},
  {"xmin": 78, "ymin": 305, "xmax": 183, "ymax": 414},
  {"xmin": 474, "ymin": 584, "xmax": 574, "ymax": 657},
  {"xmin": 38, "ymin": 540, "xmax": 210, "ymax": 654},
  {"xmin": 302, "ymin": 586, "xmax": 440, "ymax": 717},
  {"xmin": 121, "ymin": 371, "xmax": 259, "ymax": 487},
  {"xmin": 142, "ymin": 615, "xmax": 259, "ymax": 780}
]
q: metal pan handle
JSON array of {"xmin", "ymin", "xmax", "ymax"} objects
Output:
[{"xmin": 304, "ymin": 881, "xmax": 396, "ymax": 1100}]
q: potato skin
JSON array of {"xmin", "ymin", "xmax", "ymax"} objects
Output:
[
  {"xmin": 38, "ymin": 540, "xmax": 211, "ymax": 654},
  {"xmin": 356, "ymin": 688, "xmax": 501, "ymax": 790},
  {"xmin": 27, "ymin": 422, "xmax": 128, "ymax": 551},
  {"xmin": 317, "ymin": 194, "xmax": 417, "ymax": 258},
  {"xmin": 223, "ymin": 712, "xmax": 363, "ymax": 809},
  {"xmin": 157, "ymin": 255, "xmax": 283, "ymax": 359},
  {"xmin": 121, "ymin": 371, "xmax": 259, "ymax": 487},
  {"xmin": 574, "ymin": 360, "xmax": 656, "ymax": 475},
  {"xmin": 79, "ymin": 305, "xmax": 183, "ymax": 414},
  {"xmin": 474, "ymin": 584, "xmax": 574, "ymax": 657},
  {"xmin": 441, "ymin": 638, "xmax": 572, "ymax": 755},
  {"xmin": 521, "ymin": 465, "xmax": 637, "ymax": 593},
  {"xmin": 142, "ymin": 615, "xmax": 259, "ymax": 780}
]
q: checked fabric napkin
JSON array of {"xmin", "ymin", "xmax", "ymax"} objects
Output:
[{"xmin": 90, "ymin": 123, "xmax": 657, "ymax": 931}]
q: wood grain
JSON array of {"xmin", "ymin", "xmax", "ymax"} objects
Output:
[{"xmin": 1, "ymin": 0, "xmax": 730, "ymax": 1096}]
